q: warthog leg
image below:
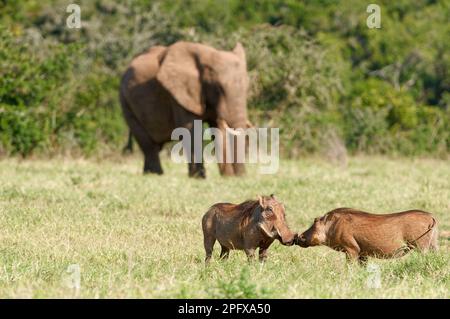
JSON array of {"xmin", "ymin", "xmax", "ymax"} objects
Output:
[
  {"xmin": 219, "ymin": 245, "xmax": 230, "ymax": 260},
  {"xmin": 358, "ymin": 256, "xmax": 368, "ymax": 266},
  {"xmin": 343, "ymin": 238, "xmax": 361, "ymax": 263},
  {"xmin": 245, "ymin": 248, "xmax": 256, "ymax": 262},
  {"xmin": 258, "ymin": 247, "xmax": 269, "ymax": 263},
  {"xmin": 345, "ymin": 249, "xmax": 360, "ymax": 263}
]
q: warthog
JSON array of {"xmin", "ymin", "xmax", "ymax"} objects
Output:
[
  {"xmin": 202, "ymin": 195, "xmax": 295, "ymax": 263},
  {"xmin": 295, "ymin": 208, "xmax": 438, "ymax": 265}
]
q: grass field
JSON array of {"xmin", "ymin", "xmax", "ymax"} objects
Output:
[{"xmin": 0, "ymin": 155, "xmax": 448, "ymax": 298}]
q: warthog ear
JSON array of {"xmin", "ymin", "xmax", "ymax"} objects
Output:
[
  {"xmin": 270, "ymin": 194, "xmax": 277, "ymax": 200},
  {"xmin": 258, "ymin": 195, "xmax": 265, "ymax": 208}
]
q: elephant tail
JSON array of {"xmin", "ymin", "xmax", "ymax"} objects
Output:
[{"xmin": 119, "ymin": 80, "xmax": 134, "ymax": 154}]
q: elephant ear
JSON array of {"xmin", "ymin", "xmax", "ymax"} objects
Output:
[{"xmin": 156, "ymin": 42, "xmax": 205, "ymax": 116}]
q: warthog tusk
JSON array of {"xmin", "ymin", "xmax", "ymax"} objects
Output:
[{"xmin": 259, "ymin": 223, "xmax": 275, "ymax": 238}]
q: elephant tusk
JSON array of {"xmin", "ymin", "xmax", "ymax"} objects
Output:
[
  {"xmin": 221, "ymin": 120, "xmax": 244, "ymax": 136},
  {"xmin": 219, "ymin": 119, "xmax": 230, "ymax": 129},
  {"xmin": 227, "ymin": 128, "xmax": 243, "ymax": 136},
  {"xmin": 246, "ymin": 119, "xmax": 255, "ymax": 128}
]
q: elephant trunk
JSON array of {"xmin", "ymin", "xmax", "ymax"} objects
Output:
[
  {"xmin": 216, "ymin": 88, "xmax": 249, "ymax": 176},
  {"xmin": 217, "ymin": 117, "xmax": 248, "ymax": 176}
]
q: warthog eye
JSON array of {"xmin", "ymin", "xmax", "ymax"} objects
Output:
[{"xmin": 264, "ymin": 208, "xmax": 276, "ymax": 220}]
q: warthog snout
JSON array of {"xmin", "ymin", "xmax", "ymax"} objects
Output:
[
  {"xmin": 294, "ymin": 233, "xmax": 309, "ymax": 247},
  {"xmin": 278, "ymin": 230, "xmax": 295, "ymax": 246}
]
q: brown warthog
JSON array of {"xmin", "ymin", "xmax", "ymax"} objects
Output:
[
  {"xmin": 295, "ymin": 208, "xmax": 439, "ymax": 265},
  {"xmin": 202, "ymin": 195, "xmax": 295, "ymax": 263}
]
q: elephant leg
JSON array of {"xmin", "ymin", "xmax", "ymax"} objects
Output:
[
  {"xmin": 187, "ymin": 121, "xmax": 205, "ymax": 178},
  {"xmin": 121, "ymin": 101, "xmax": 163, "ymax": 175},
  {"xmin": 143, "ymin": 145, "xmax": 163, "ymax": 175},
  {"xmin": 232, "ymin": 138, "xmax": 246, "ymax": 176},
  {"xmin": 188, "ymin": 152, "xmax": 206, "ymax": 178},
  {"xmin": 206, "ymin": 120, "xmax": 231, "ymax": 176},
  {"xmin": 171, "ymin": 106, "xmax": 206, "ymax": 178},
  {"xmin": 131, "ymin": 124, "xmax": 162, "ymax": 175},
  {"xmin": 216, "ymin": 124, "xmax": 235, "ymax": 176},
  {"xmin": 189, "ymin": 163, "xmax": 206, "ymax": 178}
]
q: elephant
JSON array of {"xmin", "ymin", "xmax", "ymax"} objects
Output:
[{"xmin": 119, "ymin": 41, "xmax": 251, "ymax": 178}]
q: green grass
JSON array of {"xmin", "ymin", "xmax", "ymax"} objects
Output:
[{"xmin": 0, "ymin": 155, "xmax": 449, "ymax": 298}]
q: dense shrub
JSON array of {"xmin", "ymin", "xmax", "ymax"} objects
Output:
[
  {"xmin": 241, "ymin": 26, "xmax": 345, "ymax": 155},
  {"xmin": 0, "ymin": 28, "xmax": 77, "ymax": 155},
  {"xmin": 0, "ymin": 27, "xmax": 125, "ymax": 156},
  {"xmin": 0, "ymin": 0, "xmax": 448, "ymax": 157}
]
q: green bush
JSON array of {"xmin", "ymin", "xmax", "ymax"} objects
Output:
[
  {"xmin": 0, "ymin": 28, "xmax": 77, "ymax": 155},
  {"xmin": 343, "ymin": 78, "xmax": 449, "ymax": 155},
  {"xmin": 0, "ymin": 27, "xmax": 126, "ymax": 156}
]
